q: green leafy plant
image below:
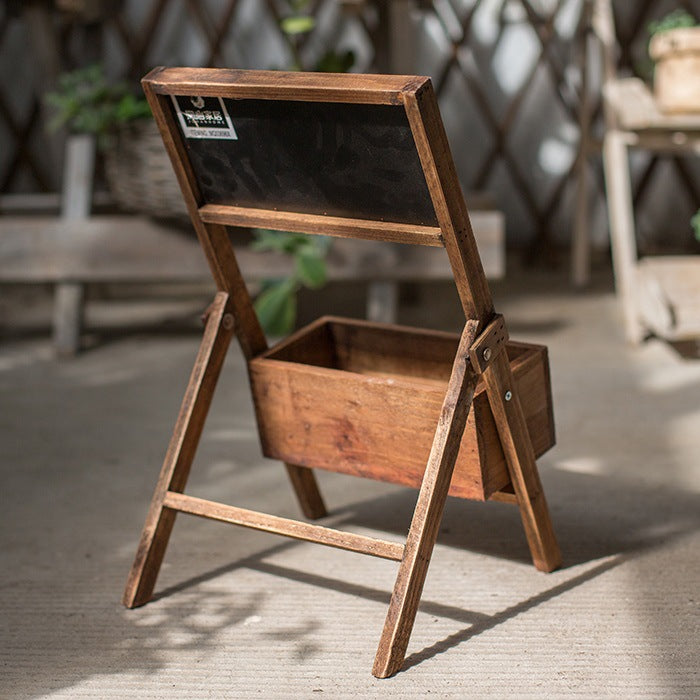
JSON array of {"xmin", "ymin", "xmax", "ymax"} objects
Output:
[
  {"xmin": 692, "ymin": 209, "xmax": 700, "ymax": 243},
  {"xmin": 648, "ymin": 9, "xmax": 697, "ymax": 38},
  {"xmin": 252, "ymin": 231, "xmax": 333, "ymax": 336},
  {"xmin": 252, "ymin": 0, "xmax": 355, "ymax": 335},
  {"xmin": 45, "ymin": 64, "xmax": 150, "ymax": 147}
]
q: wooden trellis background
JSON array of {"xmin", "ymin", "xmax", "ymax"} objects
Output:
[{"xmin": 1, "ymin": 0, "xmax": 699, "ymax": 253}]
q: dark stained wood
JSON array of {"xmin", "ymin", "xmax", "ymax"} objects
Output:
[
  {"xmin": 283, "ymin": 463, "xmax": 328, "ymax": 520},
  {"xmin": 144, "ymin": 66, "xmax": 429, "ymax": 105},
  {"xmin": 468, "ymin": 313, "xmax": 508, "ymax": 374},
  {"xmin": 142, "ymin": 82, "xmax": 268, "ymax": 359},
  {"xmin": 142, "ymin": 79, "xmax": 326, "ymax": 515},
  {"xmin": 163, "ymin": 492, "xmax": 402, "ymax": 560},
  {"xmin": 482, "ymin": 350, "xmax": 561, "ymax": 573},
  {"xmin": 402, "ymin": 81, "xmax": 495, "ymax": 331},
  {"xmin": 372, "ymin": 321, "xmax": 479, "ymax": 678},
  {"xmin": 250, "ymin": 318, "xmax": 554, "ymax": 502},
  {"xmin": 199, "ymin": 204, "xmax": 444, "ymax": 246},
  {"xmin": 123, "ymin": 291, "xmax": 235, "ymax": 608},
  {"xmin": 124, "ymin": 69, "xmax": 561, "ymax": 678}
]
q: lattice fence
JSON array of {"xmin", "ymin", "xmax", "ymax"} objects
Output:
[{"xmin": 1, "ymin": 0, "xmax": 699, "ymax": 251}]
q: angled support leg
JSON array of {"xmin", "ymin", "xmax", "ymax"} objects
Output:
[
  {"xmin": 372, "ymin": 321, "xmax": 479, "ymax": 678},
  {"xmin": 284, "ymin": 463, "xmax": 327, "ymax": 519},
  {"xmin": 123, "ymin": 291, "xmax": 235, "ymax": 608},
  {"xmin": 482, "ymin": 352, "xmax": 561, "ymax": 573},
  {"xmin": 198, "ymin": 224, "xmax": 328, "ymax": 521}
]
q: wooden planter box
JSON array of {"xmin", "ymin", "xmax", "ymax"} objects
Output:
[{"xmin": 250, "ymin": 316, "xmax": 555, "ymax": 501}]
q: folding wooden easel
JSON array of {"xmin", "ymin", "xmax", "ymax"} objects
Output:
[{"xmin": 123, "ymin": 68, "xmax": 561, "ymax": 678}]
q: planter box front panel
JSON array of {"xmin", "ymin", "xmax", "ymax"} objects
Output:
[{"xmin": 249, "ymin": 318, "xmax": 554, "ymax": 501}]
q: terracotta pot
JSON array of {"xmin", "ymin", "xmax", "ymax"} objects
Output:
[{"xmin": 649, "ymin": 27, "xmax": 700, "ymax": 114}]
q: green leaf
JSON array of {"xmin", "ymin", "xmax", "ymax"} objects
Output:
[
  {"xmin": 281, "ymin": 16, "xmax": 316, "ymax": 36},
  {"xmin": 691, "ymin": 209, "xmax": 700, "ymax": 242},
  {"xmin": 254, "ymin": 278, "xmax": 298, "ymax": 336},
  {"xmin": 251, "ymin": 229, "xmax": 309, "ymax": 253},
  {"xmin": 648, "ymin": 10, "xmax": 696, "ymax": 37},
  {"xmin": 296, "ymin": 249, "xmax": 327, "ymax": 289}
]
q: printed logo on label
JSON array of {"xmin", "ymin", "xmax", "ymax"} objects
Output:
[{"xmin": 171, "ymin": 95, "xmax": 238, "ymax": 140}]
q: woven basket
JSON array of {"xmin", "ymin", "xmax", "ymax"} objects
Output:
[{"xmin": 103, "ymin": 119, "xmax": 188, "ymax": 221}]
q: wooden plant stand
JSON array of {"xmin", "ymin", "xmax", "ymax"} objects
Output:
[{"xmin": 123, "ymin": 68, "xmax": 561, "ymax": 678}]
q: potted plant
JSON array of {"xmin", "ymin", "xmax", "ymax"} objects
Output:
[
  {"xmin": 45, "ymin": 64, "xmax": 186, "ymax": 219},
  {"xmin": 648, "ymin": 10, "xmax": 700, "ymax": 113}
]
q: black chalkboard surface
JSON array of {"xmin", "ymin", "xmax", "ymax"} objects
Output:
[{"xmin": 169, "ymin": 96, "xmax": 438, "ymax": 227}]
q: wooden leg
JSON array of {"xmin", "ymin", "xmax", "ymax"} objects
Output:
[
  {"xmin": 483, "ymin": 352, "xmax": 561, "ymax": 573},
  {"xmin": 284, "ymin": 464, "xmax": 327, "ymax": 520},
  {"xmin": 372, "ymin": 321, "xmax": 479, "ymax": 678},
  {"xmin": 123, "ymin": 292, "xmax": 235, "ymax": 608},
  {"xmin": 52, "ymin": 282, "xmax": 85, "ymax": 356},
  {"xmin": 602, "ymin": 130, "xmax": 644, "ymax": 344}
]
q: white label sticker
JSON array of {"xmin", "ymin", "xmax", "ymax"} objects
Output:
[{"xmin": 171, "ymin": 95, "xmax": 238, "ymax": 140}]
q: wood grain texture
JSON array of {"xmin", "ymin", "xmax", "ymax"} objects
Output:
[
  {"xmin": 249, "ymin": 318, "xmax": 554, "ymax": 501},
  {"xmin": 482, "ymin": 350, "xmax": 561, "ymax": 573},
  {"xmin": 372, "ymin": 321, "xmax": 479, "ymax": 678},
  {"xmin": 402, "ymin": 81, "xmax": 494, "ymax": 330},
  {"xmin": 199, "ymin": 204, "xmax": 444, "ymax": 246},
  {"xmin": 144, "ymin": 66, "xmax": 429, "ymax": 105},
  {"xmin": 143, "ymin": 83, "xmax": 268, "ymax": 359},
  {"xmin": 468, "ymin": 313, "xmax": 508, "ymax": 374},
  {"xmin": 142, "ymin": 81, "xmax": 326, "ymax": 515},
  {"xmin": 284, "ymin": 463, "xmax": 327, "ymax": 520},
  {"xmin": 123, "ymin": 292, "xmax": 234, "ymax": 608},
  {"xmin": 163, "ymin": 492, "xmax": 403, "ymax": 560}
]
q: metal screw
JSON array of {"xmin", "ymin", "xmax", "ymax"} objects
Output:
[
  {"xmin": 222, "ymin": 313, "xmax": 234, "ymax": 330},
  {"xmin": 482, "ymin": 347, "xmax": 492, "ymax": 362},
  {"xmin": 504, "ymin": 390, "xmax": 512, "ymax": 401}
]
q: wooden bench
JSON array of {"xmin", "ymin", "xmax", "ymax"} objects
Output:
[{"xmin": 0, "ymin": 207, "xmax": 503, "ymax": 353}]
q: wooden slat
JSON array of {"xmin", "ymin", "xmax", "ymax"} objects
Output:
[
  {"xmin": 403, "ymin": 81, "xmax": 495, "ymax": 330},
  {"xmin": 489, "ymin": 489, "xmax": 518, "ymax": 505},
  {"xmin": 198, "ymin": 204, "xmax": 444, "ymax": 247},
  {"xmin": 144, "ymin": 66, "xmax": 429, "ymax": 105},
  {"xmin": 123, "ymin": 291, "xmax": 235, "ymax": 608},
  {"xmin": 604, "ymin": 78, "xmax": 700, "ymax": 132},
  {"xmin": 143, "ymin": 86, "xmax": 268, "ymax": 360},
  {"xmin": 372, "ymin": 320, "xmax": 480, "ymax": 678},
  {"xmin": 468, "ymin": 313, "xmax": 508, "ymax": 374},
  {"xmin": 0, "ymin": 211, "xmax": 503, "ymax": 283},
  {"xmin": 162, "ymin": 491, "xmax": 405, "ymax": 561},
  {"xmin": 482, "ymin": 350, "xmax": 561, "ymax": 573}
]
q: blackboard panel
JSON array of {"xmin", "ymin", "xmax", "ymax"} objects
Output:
[{"xmin": 170, "ymin": 96, "xmax": 438, "ymax": 227}]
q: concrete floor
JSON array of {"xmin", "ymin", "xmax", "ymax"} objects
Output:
[{"xmin": 1, "ymin": 269, "xmax": 699, "ymax": 698}]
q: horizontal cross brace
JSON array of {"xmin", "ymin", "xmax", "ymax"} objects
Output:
[
  {"xmin": 198, "ymin": 204, "xmax": 444, "ymax": 247},
  {"xmin": 163, "ymin": 491, "xmax": 405, "ymax": 561}
]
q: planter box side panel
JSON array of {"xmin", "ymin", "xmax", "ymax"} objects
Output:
[
  {"xmin": 249, "ymin": 361, "xmax": 489, "ymax": 499},
  {"xmin": 450, "ymin": 344, "xmax": 555, "ymax": 499},
  {"xmin": 249, "ymin": 337, "xmax": 554, "ymax": 503}
]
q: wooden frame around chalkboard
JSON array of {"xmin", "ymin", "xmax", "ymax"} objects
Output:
[{"xmin": 122, "ymin": 67, "xmax": 561, "ymax": 679}]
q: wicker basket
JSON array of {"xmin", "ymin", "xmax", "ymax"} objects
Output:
[{"xmin": 103, "ymin": 119, "xmax": 188, "ymax": 221}]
